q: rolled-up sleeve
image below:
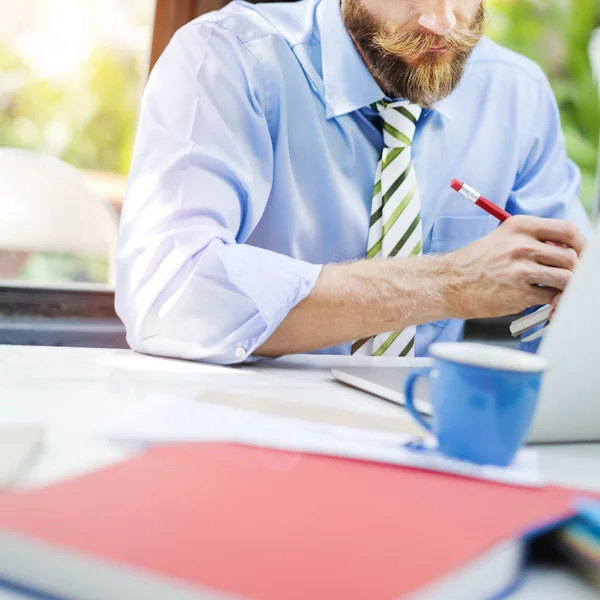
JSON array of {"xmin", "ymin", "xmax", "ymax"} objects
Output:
[
  {"xmin": 115, "ymin": 22, "xmax": 322, "ymax": 364},
  {"xmin": 507, "ymin": 69, "xmax": 592, "ymax": 236}
]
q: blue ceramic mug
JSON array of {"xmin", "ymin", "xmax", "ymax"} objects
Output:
[{"xmin": 403, "ymin": 342, "xmax": 548, "ymax": 466}]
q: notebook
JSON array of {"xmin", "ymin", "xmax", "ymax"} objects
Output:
[{"xmin": 0, "ymin": 443, "xmax": 587, "ymax": 600}]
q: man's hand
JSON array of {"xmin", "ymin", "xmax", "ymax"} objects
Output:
[
  {"xmin": 550, "ymin": 292, "xmax": 562, "ymax": 318},
  {"xmin": 445, "ymin": 215, "xmax": 586, "ymax": 319}
]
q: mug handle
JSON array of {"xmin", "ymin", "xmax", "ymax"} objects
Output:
[{"xmin": 403, "ymin": 367, "xmax": 433, "ymax": 433}]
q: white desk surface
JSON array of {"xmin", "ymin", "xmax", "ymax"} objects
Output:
[{"xmin": 0, "ymin": 345, "xmax": 598, "ymax": 599}]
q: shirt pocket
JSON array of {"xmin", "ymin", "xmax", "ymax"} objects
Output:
[{"xmin": 429, "ymin": 215, "xmax": 497, "ymax": 255}]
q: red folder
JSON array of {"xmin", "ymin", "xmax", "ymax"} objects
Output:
[{"xmin": 0, "ymin": 443, "xmax": 586, "ymax": 599}]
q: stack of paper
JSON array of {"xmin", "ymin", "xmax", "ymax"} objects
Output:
[
  {"xmin": 0, "ymin": 426, "xmax": 43, "ymax": 489},
  {"xmin": 95, "ymin": 391, "xmax": 542, "ymax": 487}
]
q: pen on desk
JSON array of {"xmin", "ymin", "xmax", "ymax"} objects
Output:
[{"xmin": 450, "ymin": 179, "xmax": 512, "ymax": 222}]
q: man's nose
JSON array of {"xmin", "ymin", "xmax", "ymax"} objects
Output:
[{"xmin": 418, "ymin": 2, "xmax": 457, "ymax": 36}]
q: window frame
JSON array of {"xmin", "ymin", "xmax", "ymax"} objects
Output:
[{"xmin": 150, "ymin": 0, "xmax": 230, "ymax": 72}]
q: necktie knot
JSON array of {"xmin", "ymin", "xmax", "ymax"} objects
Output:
[{"xmin": 372, "ymin": 100, "xmax": 422, "ymax": 149}]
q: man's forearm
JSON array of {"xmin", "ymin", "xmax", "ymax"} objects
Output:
[
  {"xmin": 256, "ymin": 215, "xmax": 586, "ymax": 358},
  {"xmin": 256, "ymin": 255, "xmax": 455, "ymax": 357}
]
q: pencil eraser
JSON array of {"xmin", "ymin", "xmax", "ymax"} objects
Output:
[{"xmin": 450, "ymin": 179, "xmax": 463, "ymax": 192}]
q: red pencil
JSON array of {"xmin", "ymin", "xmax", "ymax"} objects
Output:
[{"xmin": 450, "ymin": 179, "xmax": 512, "ymax": 222}]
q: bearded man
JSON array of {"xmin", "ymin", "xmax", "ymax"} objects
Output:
[{"xmin": 116, "ymin": 0, "xmax": 590, "ymax": 364}]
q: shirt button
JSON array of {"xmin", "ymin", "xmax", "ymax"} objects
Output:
[{"xmin": 235, "ymin": 346, "xmax": 246, "ymax": 360}]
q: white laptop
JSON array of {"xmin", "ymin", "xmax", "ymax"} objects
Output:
[{"xmin": 332, "ymin": 218, "xmax": 600, "ymax": 444}]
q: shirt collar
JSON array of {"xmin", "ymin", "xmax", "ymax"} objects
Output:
[
  {"xmin": 428, "ymin": 93, "xmax": 456, "ymax": 121},
  {"xmin": 317, "ymin": 0, "xmax": 466, "ymax": 122},
  {"xmin": 317, "ymin": 0, "xmax": 383, "ymax": 119}
]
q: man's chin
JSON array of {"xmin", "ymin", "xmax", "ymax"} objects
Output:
[
  {"xmin": 402, "ymin": 49, "xmax": 457, "ymax": 68},
  {"xmin": 377, "ymin": 53, "xmax": 464, "ymax": 105}
]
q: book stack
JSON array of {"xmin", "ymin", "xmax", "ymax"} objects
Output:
[{"xmin": 554, "ymin": 500, "xmax": 600, "ymax": 589}]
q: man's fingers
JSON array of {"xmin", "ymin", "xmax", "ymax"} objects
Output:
[
  {"xmin": 509, "ymin": 215, "xmax": 586, "ymax": 255},
  {"xmin": 533, "ymin": 220, "xmax": 585, "ymax": 255},
  {"xmin": 527, "ymin": 286, "xmax": 559, "ymax": 308},
  {"xmin": 527, "ymin": 266, "xmax": 572, "ymax": 291},
  {"xmin": 532, "ymin": 242, "xmax": 579, "ymax": 271},
  {"xmin": 551, "ymin": 292, "xmax": 562, "ymax": 309},
  {"xmin": 549, "ymin": 292, "xmax": 562, "ymax": 318}
]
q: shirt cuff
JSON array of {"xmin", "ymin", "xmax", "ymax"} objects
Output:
[{"xmin": 220, "ymin": 244, "xmax": 323, "ymax": 363}]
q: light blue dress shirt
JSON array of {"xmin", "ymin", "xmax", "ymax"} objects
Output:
[{"xmin": 115, "ymin": 0, "xmax": 591, "ymax": 364}]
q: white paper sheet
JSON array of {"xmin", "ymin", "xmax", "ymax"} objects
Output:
[
  {"xmin": 0, "ymin": 425, "xmax": 44, "ymax": 488},
  {"xmin": 96, "ymin": 395, "xmax": 542, "ymax": 487}
]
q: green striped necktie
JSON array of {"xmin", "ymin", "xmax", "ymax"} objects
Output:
[{"xmin": 352, "ymin": 100, "xmax": 423, "ymax": 357}]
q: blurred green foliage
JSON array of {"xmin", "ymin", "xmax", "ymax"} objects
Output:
[
  {"xmin": 20, "ymin": 252, "xmax": 109, "ymax": 283},
  {"xmin": 487, "ymin": 0, "xmax": 600, "ymax": 214},
  {"xmin": 0, "ymin": 42, "xmax": 142, "ymax": 176},
  {"xmin": 0, "ymin": 39, "xmax": 145, "ymax": 284},
  {"xmin": 0, "ymin": 2, "xmax": 598, "ymax": 203}
]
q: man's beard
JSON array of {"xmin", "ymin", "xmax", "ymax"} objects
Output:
[{"xmin": 343, "ymin": 0, "xmax": 487, "ymax": 107}]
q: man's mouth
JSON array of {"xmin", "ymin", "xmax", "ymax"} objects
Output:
[{"xmin": 428, "ymin": 46, "xmax": 447, "ymax": 53}]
